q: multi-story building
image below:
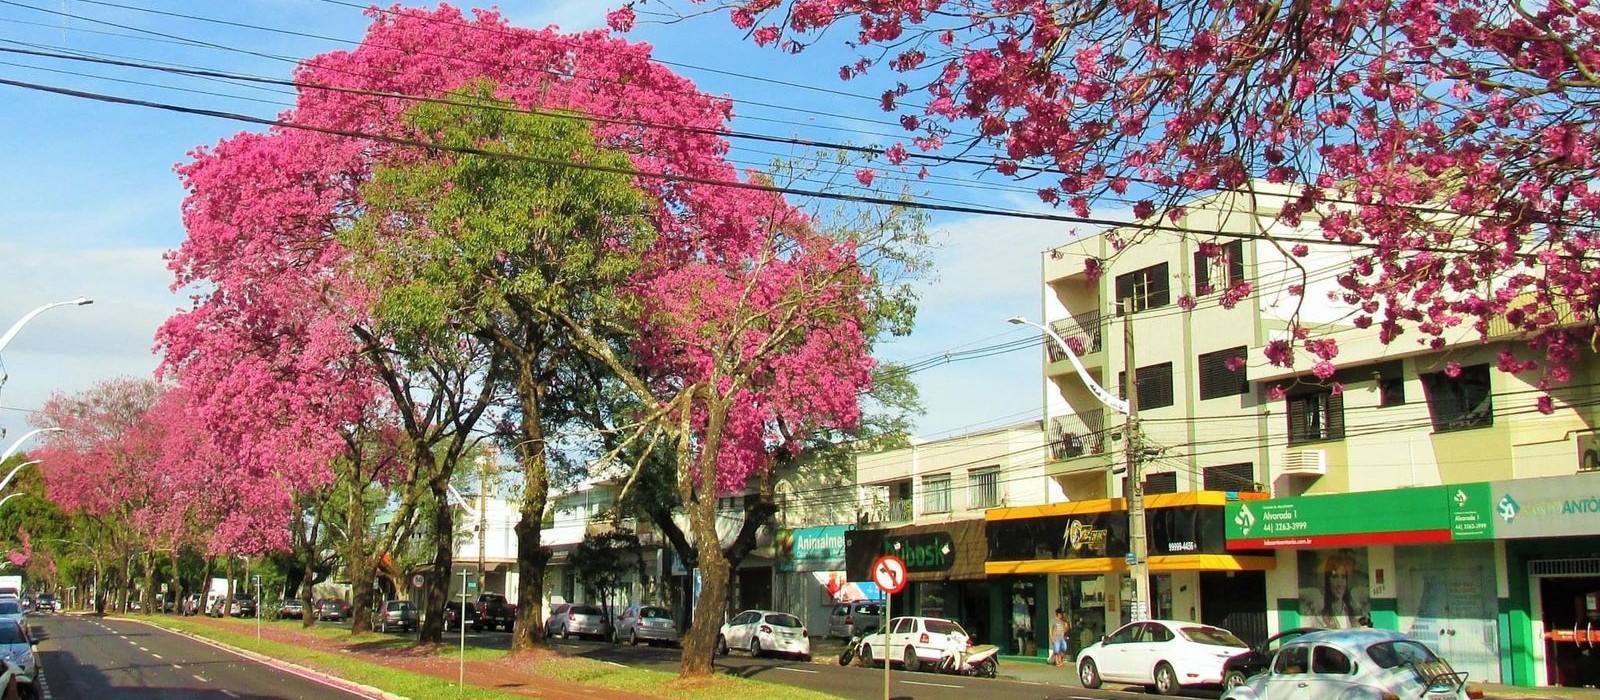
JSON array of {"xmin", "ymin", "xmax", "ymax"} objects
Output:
[
  {"xmin": 847, "ymin": 422, "xmax": 1051, "ymax": 653},
  {"xmin": 1033, "ymin": 183, "xmax": 1600, "ymax": 687}
]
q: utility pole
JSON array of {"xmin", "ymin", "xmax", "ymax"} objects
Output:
[
  {"xmin": 1122, "ymin": 299, "xmax": 1149, "ymax": 622},
  {"xmin": 477, "ymin": 454, "xmax": 488, "ymax": 594}
]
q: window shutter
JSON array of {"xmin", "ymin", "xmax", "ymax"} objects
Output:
[
  {"xmin": 1204, "ymin": 463, "xmax": 1255, "ymax": 491},
  {"xmin": 1226, "ymin": 241, "xmax": 1246, "ymax": 286},
  {"xmin": 1194, "ymin": 250, "xmax": 1212, "ymax": 295},
  {"xmin": 1327, "ymin": 392, "xmax": 1345, "ymax": 439},
  {"xmin": 1198, "ymin": 346, "xmax": 1248, "ymax": 400},
  {"xmin": 1143, "ymin": 471, "xmax": 1178, "ymax": 494},
  {"xmin": 1151, "ymin": 263, "xmax": 1171, "ymax": 308},
  {"xmin": 1287, "ymin": 397, "xmax": 1308, "ymax": 444}
]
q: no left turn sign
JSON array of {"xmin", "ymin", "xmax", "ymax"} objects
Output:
[{"xmin": 871, "ymin": 555, "xmax": 908, "ymax": 594}]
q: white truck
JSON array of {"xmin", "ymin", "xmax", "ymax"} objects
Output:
[{"xmin": 0, "ymin": 575, "xmax": 22, "ymax": 599}]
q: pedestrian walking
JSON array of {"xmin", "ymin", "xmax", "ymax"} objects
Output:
[{"xmin": 1048, "ymin": 608, "xmax": 1072, "ymax": 666}]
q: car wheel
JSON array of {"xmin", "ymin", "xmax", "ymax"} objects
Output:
[
  {"xmin": 559, "ymin": 625, "xmax": 569, "ymax": 640},
  {"xmin": 860, "ymin": 644, "xmax": 874, "ymax": 668},
  {"xmin": 1154, "ymin": 662, "xmax": 1180, "ymax": 696},
  {"xmin": 1224, "ymin": 669, "xmax": 1247, "ymax": 689},
  {"xmin": 1078, "ymin": 657, "xmax": 1103, "ymax": 689},
  {"xmin": 630, "ymin": 630, "xmax": 639, "ymax": 646},
  {"xmin": 903, "ymin": 646, "xmax": 919, "ymax": 673},
  {"xmin": 716, "ymin": 634, "xmax": 729, "ymax": 656},
  {"xmin": 750, "ymin": 637, "xmax": 763, "ymax": 658}
]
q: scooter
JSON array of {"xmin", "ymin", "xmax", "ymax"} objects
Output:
[
  {"xmin": 937, "ymin": 642, "xmax": 1000, "ymax": 678},
  {"xmin": 838, "ymin": 625, "xmax": 880, "ymax": 666}
]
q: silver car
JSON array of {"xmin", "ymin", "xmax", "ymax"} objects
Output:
[
  {"xmin": 0, "ymin": 618, "xmax": 37, "ymax": 694},
  {"xmin": 557, "ymin": 604, "xmax": 613, "ymax": 641},
  {"xmin": 827, "ymin": 601, "xmax": 882, "ymax": 640},
  {"xmin": 617, "ymin": 605, "xmax": 679, "ymax": 646},
  {"xmin": 1222, "ymin": 628, "xmax": 1478, "ymax": 700}
]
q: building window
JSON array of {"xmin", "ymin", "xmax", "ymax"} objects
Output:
[
  {"xmin": 1380, "ymin": 377, "xmax": 1406, "ymax": 407},
  {"xmin": 1420, "ymin": 364, "xmax": 1493, "ymax": 432},
  {"xmin": 1119, "ymin": 362, "xmax": 1175, "ymax": 410},
  {"xmin": 1203, "ymin": 463, "xmax": 1256, "ymax": 491},
  {"xmin": 1287, "ymin": 389, "xmax": 1344, "ymax": 444},
  {"xmin": 1143, "ymin": 471, "xmax": 1178, "ymax": 494},
  {"xmin": 968, "ymin": 467, "xmax": 1000, "ymax": 509},
  {"xmin": 922, "ymin": 473, "xmax": 951, "ymax": 514},
  {"xmin": 1115, "ymin": 263, "xmax": 1171, "ymax": 314},
  {"xmin": 1194, "ymin": 240, "xmax": 1245, "ymax": 296},
  {"xmin": 887, "ymin": 479, "xmax": 913, "ymax": 522},
  {"xmin": 1197, "ymin": 346, "xmax": 1249, "ymax": 400}
]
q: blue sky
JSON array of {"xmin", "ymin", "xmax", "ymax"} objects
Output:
[{"xmin": 0, "ymin": 0, "xmax": 1074, "ymax": 444}]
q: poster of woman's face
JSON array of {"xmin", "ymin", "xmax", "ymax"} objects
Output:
[{"xmin": 1297, "ymin": 548, "xmax": 1371, "ymax": 629}]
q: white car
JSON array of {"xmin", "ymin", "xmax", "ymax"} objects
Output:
[
  {"xmin": 717, "ymin": 610, "xmax": 811, "ymax": 660},
  {"xmin": 856, "ymin": 616, "xmax": 970, "ymax": 672},
  {"xmin": 1077, "ymin": 620, "xmax": 1249, "ymax": 694},
  {"xmin": 1222, "ymin": 628, "xmax": 1482, "ymax": 700},
  {"xmin": 0, "ymin": 618, "xmax": 37, "ymax": 694}
]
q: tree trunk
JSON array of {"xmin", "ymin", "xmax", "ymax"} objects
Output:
[
  {"xmin": 198, "ymin": 556, "xmax": 214, "ymax": 616},
  {"xmin": 141, "ymin": 552, "xmax": 156, "ymax": 616},
  {"xmin": 509, "ymin": 377, "xmax": 551, "ymax": 655},
  {"xmin": 168, "ymin": 553, "xmax": 182, "ymax": 617},
  {"xmin": 347, "ymin": 491, "xmax": 376, "ymax": 635},
  {"xmin": 301, "ymin": 549, "xmax": 319, "ymax": 629},
  {"xmin": 681, "ymin": 503, "xmax": 731, "ymax": 677},
  {"xmin": 418, "ymin": 473, "xmax": 455, "ymax": 645}
]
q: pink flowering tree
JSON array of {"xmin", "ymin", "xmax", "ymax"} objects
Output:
[{"xmin": 639, "ymin": 0, "xmax": 1600, "ymax": 386}]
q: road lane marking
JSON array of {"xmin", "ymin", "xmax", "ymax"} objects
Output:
[
  {"xmin": 903, "ymin": 680, "xmax": 963, "ymax": 688},
  {"xmin": 138, "ymin": 646, "xmax": 148, "ymax": 652},
  {"xmin": 193, "ymin": 674, "xmax": 209, "ymax": 683},
  {"xmin": 222, "ymin": 691, "xmax": 239, "ymax": 698},
  {"xmin": 774, "ymin": 667, "xmax": 819, "ymax": 674},
  {"xmin": 150, "ymin": 653, "xmax": 163, "ymax": 659},
  {"xmin": 172, "ymin": 664, "xmax": 183, "ymax": 669}
]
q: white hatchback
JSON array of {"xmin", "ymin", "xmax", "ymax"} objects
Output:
[
  {"xmin": 856, "ymin": 616, "xmax": 970, "ymax": 672},
  {"xmin": 1077, "ymin": 620, "xmax": 1249, "ymax": 694},
  {"xmin": 718, "ymin": 610, "xmax": 811, "ymax": 660}
]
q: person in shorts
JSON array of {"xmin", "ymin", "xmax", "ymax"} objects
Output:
[{"xmin": 1049, "ymin": 608, "xmax": 1071, "ymax": 666}]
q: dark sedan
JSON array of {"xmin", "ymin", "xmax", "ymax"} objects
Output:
[
  {"xmin": 314, "ymin": 598, "xmax": 351, "ymax": 622},
  {"xmin": 1222, "ymin": 627, "xmax": 1325, "ymax": 688}
]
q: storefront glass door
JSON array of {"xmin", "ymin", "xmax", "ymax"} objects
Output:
[{"xmin": 1397, "ymin": 543, "xmax": 1500, "ymax": 682}]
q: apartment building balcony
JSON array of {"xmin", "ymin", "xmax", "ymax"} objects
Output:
[
  {"xmin": 1045, "ymin": 312, "xmax": 1106, "ymax": 376},
  {"xmin": 1046, "ymin": 410, "xmax": 1115, "ymax": 471}
]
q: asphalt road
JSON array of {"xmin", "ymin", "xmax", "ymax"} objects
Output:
[{"xmin": 29, "ymin": 614, "xmax": 373, "ymax": 700}]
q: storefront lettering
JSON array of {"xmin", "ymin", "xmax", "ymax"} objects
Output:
[
  {"xmin": 886, "ymin": 532, "xmax": 957, "ymax": 572},
  {"xmin": 1065, "ymin": 519, "xmax": 1108, "ymax": 552},
  {"xmin": 1167, "ymin": 541, "xmax": 1197, "ymax": 552}
]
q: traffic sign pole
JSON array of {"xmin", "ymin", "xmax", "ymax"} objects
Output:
[
  {"xmin": 883, "ymin": 592, "xmax": 890, "ymax": 700},
  {"xmin": 869, "ymin": 555, "xmax": 908, "ymax": 700}
]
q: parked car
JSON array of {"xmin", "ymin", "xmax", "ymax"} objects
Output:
[
  {"xmin": 443, "ymin": 595, "xmax": 479, "ymax": 631},
  {"xmin": 617, "ymin": 604, "xmax": 679, "ymax": 646},
  {"xmin": 827, "ymin": 601, "xmax": 883, "ymax": 640},
  {"xmin": 855, "ymin": 616, "xmax": 965, "ymax": 671},
  {"xmin": 552, "ymin": 604, "xmax": 612, "ymax": 641},
  {"xmin": 0, "ymin": 618, "xmax": 37, "ymax": 698},
  {"xmin": 1222, "ymin": 627, "xmax": 1323, "ymax": 688},
  {"xmin": 276, "ymin": 599, "xmax": 306, "ymax": 620},
  {"xmin": 543, "ymin": 602, "xmax": 572, "ymax": 638},
  {"xmin": 1221, "ymin": 628, "xmax": 1481, "ymax": 700},
  {"xmin": 0, "ymin": 658, "xmax": 19, "ymax": 700},
  {"xmin": 31, "ymin": 596, "xmax": 54, "ymax": 615},
  {"xmin": 472, "ymin": 593, "xmax": 516, "ymax": 632},
  {"xmin": 717, "ymin": 609, "xmax": 811, "ymax": 661},
  {"xmin": 375, "ymin": 600, "xmax": 419, "ymax": 633},
  {"xmin": 1077, "ymin": 620, "xmax": 1249, "ymax": 695},
  {"xmin": 314, "ymin": 598, "xmax": 351, "ymax": 622},
  {"xmin": 228, "ymin": 594, "xmax": 258, "ymax": 618},
  {"xmin": 0, "ymin": 601, "xmax": 25, "ymax": 627}
]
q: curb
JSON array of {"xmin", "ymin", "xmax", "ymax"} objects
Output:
[{"xmin": 105, "ymin": 616, "xmax": 408, "ymax": 700}]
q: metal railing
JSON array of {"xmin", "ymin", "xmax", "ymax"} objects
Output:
[
  {"xmin": 1045, "ymin": 312, "xmax": 1105, "ymax": 361},
  {"xmin": 1049, "ymin": 410, "xmax": 1108, "ymax": 461}
]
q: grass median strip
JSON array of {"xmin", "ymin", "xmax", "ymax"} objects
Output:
[{"xmin": 148, "ymin": 616, "xmax": 844, "ymax": 700}]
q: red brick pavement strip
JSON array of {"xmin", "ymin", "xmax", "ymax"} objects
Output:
[{"xmin": 120, "ymin": 614, "xmax": 662, "ymax": 700}]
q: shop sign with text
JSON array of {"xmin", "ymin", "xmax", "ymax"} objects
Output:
[
  {"xmin": 1225, "ymin": 487, "xmax": 1479, "ymax": 549},
  {"xmin": 1487, "ymin": 473, "xmax": 1600, "ymax": 539},
  {"xmin": 777, "ymin": 525, "xmax": 851, "ymax": 573}
]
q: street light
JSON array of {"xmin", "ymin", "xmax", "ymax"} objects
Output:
[
  {"xmin": 1008, "ymin": 313, "xmax": 1150, "ymax": 622},
  {"xmin": 0, "ymin": 493, "xmax": 26, "ymax": 512},
  {"xmin": 0, "ymin": 460, "xmax": 39, "ymax": 494},
  {"xmin": 0, "ymin": 297, "xmax": 92, "ymax": 357},
  {"xmin": 0, "ymin": 429, "xmax": 61, "ymax": 465}
]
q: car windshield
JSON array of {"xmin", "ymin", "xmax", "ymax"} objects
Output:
[
  {"xmin": 1180, "ymin": 626, "xmax": 1248, "ymax": 647},
  {"xmin": 1366, "ymin": 640, "xmax": 1440, "ymax": 669},
  {"xmin": 0, "ymin": 602, "xmax": 21, "ymax": 615},
  {"xmin": 284, "ymin": 599, "xmax": 301, "ymax": 605},
  {"xmin": 925, "ymin": 619, "xmax": 966, "ymax": 636},
  {"xmin": 387, "ymin": 602, "xmax": 410, "ymax": 611},
  {"xmin": 765, "ymin": 613, "xmax": 802, "ymax": 628},
  {"xmin": 854, "ymin": 604, "xmax": 881, "ymax": 616},
  {"xmin": 0, "ymin": 623, "xmax": 23, "ymax": 644},
  {"xmin": 573, "ymin": 605, "xmax": 603, "ymax": 616},
  {"xmin": 641, "ymin": 607, "xmax": 671, "ymax": 619}
]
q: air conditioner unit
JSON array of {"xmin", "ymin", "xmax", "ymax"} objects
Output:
[
  {"xmin": 1579, "ymin": 433, "xmax": 1600, "ymax": 473},
  {"xmin": 1281, "ymin": 449, "xmax": 1327, "ymax": 476}
]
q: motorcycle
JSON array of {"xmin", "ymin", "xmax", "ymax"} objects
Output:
[
  {"xmin": 838, "ymin": 624, "xmax": 880, "ymax": 666},
  {"xmin": 937, "ymin": 642, "xmax": 1000, "ymax": 678}
]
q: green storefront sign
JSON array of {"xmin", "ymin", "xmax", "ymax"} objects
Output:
[
  {"xmin": 776, "ymin": 525, "xmax": 851, "ymax": 573},
  {"xmin": 1225, "ymin": 484, "xmax": 1494, "ymax": 549}
]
